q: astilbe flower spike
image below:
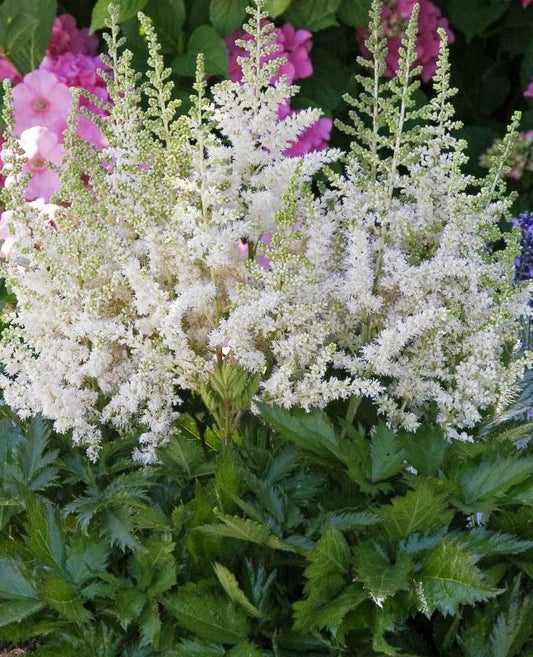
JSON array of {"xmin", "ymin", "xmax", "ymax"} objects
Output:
[{"xmin": 0, "ymin": 0, "xmax": 529, "ymax": 461}]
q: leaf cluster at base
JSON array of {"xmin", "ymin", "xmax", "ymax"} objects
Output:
[{"xmin": 1, "ymin": 399, "xmax": 533, "ymax": 656}]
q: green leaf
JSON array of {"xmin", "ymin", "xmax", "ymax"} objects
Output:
[
  {"xmin": 196, "ymin": 514, "xmax": 295, "ymax": 552},
  {"xmin": 379, "ymin": 479, "xmax": 454, "ymax": 544},
  {"xmin": 144, "ymin": 0, "xmax": 186, "ymax": 52},
  {"xmin": 297, "ymin": 50, "xmax": 348, "ymax": 110},
  {"xmin": 399, "ymin": 423, "xmax": 447, "ymax": 477},
  {"xmin": 65, "ymin": 536, "xmax": 110, "ymax": 586},
  {"xmin": 90, "ymin": 0, "xmax": 149, "ymax": 31},
  {"xmin": 0, "ymin": 599, "xmax": 45, "ymax": 627},
  {"xmin": 258, "ymin": 403, "xmax": 340, "ymax": 461},
  {"xmin": 0, "ymin": 0, "xmax": 56, "ymax": 74},
  {"xmin": 39, "ymin": 572, "xmax": 92, "ymax": 623},
  {"xmin": 353, "ymin": 540, "xmax": 412, "ymax": 604},
  {"xmin": 213, "ymin": 563, "xmax": 263, "ymax": 618},
  {"xmin": 265, "ymin": 0, "xmax": 292, "ymax": 18},
  {"xmin": 175, "ymin": 640, "xmax": 226, "ymax": 656},
  {"xmin": 416, "ymin": 542, "xmax": 500, "ymax": 617},
  {"xmin": 24, "ymin": 496, "xmax": 64, "ymax": 569},
  {"xmin": 165, "ymin": 585, "xmax": 250, "ymax": 644},
  {"xmin": 305, "ymin": 525, "xmax": 351, "ymax": 585},
  {"xmin": 447, "ymin": 0, "xmax": 508, "ymax": 42},
  {"xmin": 226, "ymin": 641, "xmax": 264, "ymax": 657},
  {"xmin": 139, "ymin": 600, "xmax": 162, "ymax": 646},
  {"xmin": 458, "ymin": 457, "xmax": 533, "ymax": 510},
  {"xmin": 369, "ymin": 423, "xmax": 407, "ymax": 483},
  {"xmin": 172, "ymin": 25, "xmax": 228, "ymax": 77},
  {"xmin": 283, "ymin": 0, "xmax": 341, "ymax": 30},
  {"xmin": 0, "ymin": 559, "xmax": 45, "ymax": 627},
  {"xmin": 210, "ymin": 0, "xmax": 248, "ymax": 35},
  {"xmin": 293, "ymin": 583, "xmax": 366, "ymax": 636},
  {"xmin": 459, "ymin": 528, "xmax": 533, "ymax": 557},
  {"xmin": 337, "ymin": 0, "xmax": 372, "ymax": 26}
]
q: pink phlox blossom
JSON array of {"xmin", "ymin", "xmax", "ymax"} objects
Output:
[
  {"xmin": 356, "ymin": 0, "xmax": 455, "ymax": 82},
  {"xmin": 226, "ymin": 20, "xmax": 313, "ymax": 85},
  {"xmin": 47, "ymin": 14, "xmax": 99, "ymax": 58},
  {"xmin": 12, "ymin": 69, "xmax": 72, "ymax": 138},
  {"xmin": 0, "ymin": 54, "xmax": 21, "ymax": 83},
  {"xmin": 525, "ymin": 81, "xmax": 533, "ymax": 98},
  {"xmin": 5, "ymin": 126, "xmax": 66, "ymax": 201}
]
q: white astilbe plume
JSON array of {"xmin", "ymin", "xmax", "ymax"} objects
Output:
[{"xmin": 0, "ymin": 0, "xmax": 530, "ymax": 460}]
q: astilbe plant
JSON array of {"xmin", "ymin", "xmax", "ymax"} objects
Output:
[{"xmin": 0, "ymin": 0, "xmax": 530, "ymax": 463}]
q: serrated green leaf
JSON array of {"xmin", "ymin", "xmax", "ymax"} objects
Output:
[
  {"xmin": 293, "ymin": 583, "xmax": 366, "ymax": 636},
  {"xmin": 24, "ymin": 495, "xmax": 64, "ymax": 569},
  {"xmin": 139, "ymin": 599, "xmax": 162, "ymax": 646},
  {"xmin": 0, "ymin": 558, "xmax": 36, "ymax": 600},
  {"xmin": 379, "ymin": 479, "xmax": 454, "ymax": 544},
  {"xmin": 458, "ymin": 457, "xmax": 533, "ymax": 510},
  {"xmin": 0, "ymin": 599, "xmax": 45, "ymax": 627},
  {"xmin": 306, "ymin": 525, "xmax": 351, "ymax": 584},
  {"xmin": 65, "ymin": 536, "xmax": 110, "ymax": 586},
  {"xmin": 165, "ymin": 586, "xmax": 250, "ymax": 644},
  {"xmin": 116, "ymin": 587, "xmax": 147, "ymax": 628},
  {"xmin": 369, "ymin": 423, "xmax": 407, "ymax": 483},
  {"xmin": 226, "ymin": 641, "xmax": 265, "ymax": 657},
  {"xmin": 175, "ymin": 640, "xmax": 226, "ymax": 656},
  {"xmin": 399, "ymin": 423, "xmax": 447, "ymax": 477},
  {"xmin": 39, "ymin": 572, "xmax": 92, "ymax": 623},
  {"xmin": 324, "ymin": 510, "xmax": 380, "ymax": 532},
  {"xmin": 172, "ymin": 25, "xmax": 228, "ymax": 77},
  {"xmin": 196, "ymin": 514, "xmax": 295, "ymax": 552},
  {"xmin": 416, "ymin": 542, "xmax": 500, "ymax": 617},
  {"xmin": 283, "ymin": 0, "xmax": 341, "ymax": 30},
  {"xmin": 337, "ymin": 0, "xmax": 372, "ymax": 26},
  {"xmin": 213, "ymin": 563, "xmax": 263, "ymax": 618},
  {"xmin": 210, "ymin": 0, "xmax": 248, "ymax": 35},
  {"xmin": 265, "ymin": 0, "xmax": 291, "ymax": 18},
  {"xmin": 353, "ymin": 540, "xmax": 412, "ymax": 604},
  {"xmin": 90, "ymin": 0, "xmax": 149, "ymax": 31},
  {"xmin": 459, "ymin": 528, "xmax": 533, "ymax": 557},
  {"xmin": 258, "ymin": 403, "xmax": 340, "ymax": 460}
]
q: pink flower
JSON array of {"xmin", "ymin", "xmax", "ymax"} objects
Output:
[
  {"xmin": 14, "ymin": 126, "xmax": 65, "ymax": 201},
  {"xmin": 277, "ymin": 99, "xmax": 333, "ymax": 157},
  {"xmin": 356, "ymin": 0, "xmax": 455, "ymax": 82},
  {"xmin": 12, "ymin": 69, "xmax": 72, "ymax": 138},
  {"xmin": 284, "ymin": 117, "xmax": 332, "ymax": 157},
  {"xmin": 525, "ymin": 81, "xmax": 533, "ymax": 98},
  {"xmin": 0, "ymin": 55, "xmax": 21, "ymax": 83},
  {"xmin": 40, "ymin": 53, "xmax": 111, "ymax": 147},
  {"xmin": 47, "ymin": 14, "xmax": 99, "ymax": 58},
  {"xmin": 226, "ymin": 20, "xmax": 313, "ymax": 85}
]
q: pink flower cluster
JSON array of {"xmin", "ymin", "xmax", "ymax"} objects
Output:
[
  {"xmin": 525, "ymin": 81, "xmax": 533, "ymax": 99},
  {"xmin": 225, "ymin": 21, "xmax": 332, "ymax": 158},
  {"xmin": 355, "ymin": 0, "xmax": 455, "ymax": 83},
  {"xmin": 0, "ymin": 14, "xmax": 109, "ymax": 203}
]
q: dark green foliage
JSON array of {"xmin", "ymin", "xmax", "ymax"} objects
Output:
[{"xmin": 1, "ymin": 398, "xmax": 533, "ymax": 656}]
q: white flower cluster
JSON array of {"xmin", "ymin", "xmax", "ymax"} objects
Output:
[{"xmin": 0, "ymin": 1, "xmax": 529, "ymax": 460}]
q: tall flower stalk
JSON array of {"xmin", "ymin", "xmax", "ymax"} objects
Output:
[{"xmin": 0, "ymin": 0, "xmax": 530, "ymax": 460}]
